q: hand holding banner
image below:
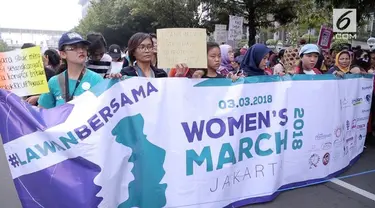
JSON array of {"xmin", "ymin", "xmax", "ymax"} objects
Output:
[{"xmin": 0, "ymin": 75, "xmax": 372, "ymax": 208}]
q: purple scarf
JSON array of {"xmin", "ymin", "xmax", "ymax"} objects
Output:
[{"xmin": 218, "ymin": 44, "xmax": 234, "ymax": 76}]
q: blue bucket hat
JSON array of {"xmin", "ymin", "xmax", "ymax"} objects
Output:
[
  {"xmin": 58, "ymin": 32, "xmax": 90, "ymax": 51},
  {"xmin": 299, "ymin": 44, "xmax": 320, "ymax": 57}
]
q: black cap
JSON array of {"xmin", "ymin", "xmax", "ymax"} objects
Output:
[
  {"xmin": 108, "ymin": 44, "xmax": 122, "ymax": 59},
  {"xmin": 353, "ymin": 45, "xmax": 361, "ymax": 50},
  {"xmin": 58, "ymin": 32, "xmax": 90, "ymax": 51},
  {"xmin": 21, "ymin": 43, "xmax": 36, "ymax": 49}
]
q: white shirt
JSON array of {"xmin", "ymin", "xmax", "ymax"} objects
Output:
[
  {"xmin": 101, "ymin": 53, "xmax": 112, "ymax": 62},
  {"xmin": 303, "ymin": 69, "xmax": 316, "ymax": 75}
]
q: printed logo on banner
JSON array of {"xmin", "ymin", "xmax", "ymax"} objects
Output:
[
  {"xmin": 356, "ymin": 123, "xmax": 366, "ymax": 130},
  {"xmin": 351, "ymin": 119, "xmax": 357, "ymax": 129},
  {"xmin": 309, "ymin": 154, "xmax": 320, "ymax": 169},
  {"xmin": 346, "ymin": 120, "xmax": 350, "ymax": 131},
  {"xmin": 315, "ymin": 133, "xmax": 332, "ymax": 140},
  {"xmin": 362, "ymin": 109, "xmax": 371, "ymax": 114},
  {"xmin": 322, "ymin": 153, "xmax": 330, "ymax": 165},
  {"xmin": 362, "ymin": 86, "xmax": 372, "ymax": 91},
  {"xmin": 346, "ymin": 136, "xmax": 356, "ymax": 152},
  {"xmin": 356, "ymin": 116, "xmax": 369, "ymax": 123},
  {"xmin": 335, "ymin": 125, "xmax": 343, "ymax": 138},
  {"xmin": 358, "ymin": 134, "xmax": 364, "ymax": 141},
  {"xmin": 340, "ymin": 98, "xmax": 351, "ymax": 109},
  {"xmin": 113, "ymin": 114, "xmax": 168, "ymax": 208},
  {"xmin": 352, "ymin": 98, "xmax": 363, "ymax": 106},
  {"xmin": 322, "ymin": 142, "xmax": 332, "ymax": 150},
  {"xmin": 365, "ymin": 94, "xmax": 372, "ymax": 103}
]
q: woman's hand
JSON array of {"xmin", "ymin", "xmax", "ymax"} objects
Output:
[
  {"xmin": 25, "ymin": 95, "xmax": 40, "ymax": 106},
  {"xmin": 230, "ymin": 73, "xmax": 240, "ymax": 82},
  {"xmin": 333, "ymin": 71, "xmax": 345, "ymax": 78},
  {"xmin": 277, "ymin": 72, "xmax": 286, "ymax": 76},
  {"xmin": 192, "ymin": 70, "xmax": 205, "ymax": 78},
  {"xmin": 227, "ymin": 72, "xmax": 243, "ymax": 82},
  {"xmin": 174, "ymin": 63, "xmax": 189, "ymax": 77},
  {"xmin": 107, "ymin": 73, "xmax": 123, "ymax": 79}
]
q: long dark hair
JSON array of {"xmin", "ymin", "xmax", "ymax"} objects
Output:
[
  {"xmin": 207, "ymin": 42, "xmax": 219, "ymax": 53},
  {"xmin": 127, "ymin": 32, "xmax": 153, "ymax": 66},
  {"xmin": 56, "ymin": 59, "xmax": 67, "ymax": 74},
  {"xmin": 86, "ymin": 32, "xmax": 107, "ymax": 57},
  {"xmin": 44, "ymin": 49, "xmax": 61, "ymax": 70}
]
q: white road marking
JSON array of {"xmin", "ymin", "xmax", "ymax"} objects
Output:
[{"xmin": 331, "ymin": 178, "xmax": 375, "ymax": 201}]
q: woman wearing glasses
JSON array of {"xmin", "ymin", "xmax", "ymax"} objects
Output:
[
  {"xmin": 38, "ymin": 32, "xmax": 103, "ymax": 109},
  {"xmin": 120, "ymin": 33, "xmax": 167, "ymax": 78}
]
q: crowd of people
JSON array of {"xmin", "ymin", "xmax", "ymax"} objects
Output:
[{"xmin": 16, "ymin": 31, "xmax": 375, "ymax": 144}]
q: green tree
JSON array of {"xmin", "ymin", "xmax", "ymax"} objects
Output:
[
  {"xmin": 74, "ymin": 0, "xmax": 203, "ymax": 47},
  {"xmin": 316, "ymin": 0, "xmax": 375, "ymax": 26},
  {"xmin": 127, "ymin": 0, "xmax": 203, "ymax": 28},
  {"xmin": 201, "ymin": 0, "xmax": 298, "ymax": 46},
  {"xmin": 74, "ymin": 0, "xmax": 139, "ymax": 47},
  {"xmin": 0, "ymin": 39, "xmax": 9, "ymax": 52},
  {"xmin": 280, "ymin": 0, "xmax": 331, "ymax": 45}
]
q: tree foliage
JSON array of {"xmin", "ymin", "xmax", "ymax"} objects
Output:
[
  {"xmin": 316, "ymin": 0, "xmax": 375, "ymax": 26},
  {"xmin": 201, "ymin": 0, "xmax": 298, "ymax": 46},
  {"xmin": 0, "ymin": 39, "xmax": 9, "ymax": 52},
  {"xmin": 74, "ymin": 0, "xmax": 203, "ymax": 47},
  {"xmin": 74, "ymin": 0, "xmax": 375, "ymax": 48},
  {"xmin": 127, "ymin": 0, "xmax": 203, "ymax": 28}
]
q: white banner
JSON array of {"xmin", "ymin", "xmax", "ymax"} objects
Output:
[
  {"xmin": 1, "ymin": 75, "xmax": 373, "ymax": 208},
  {"xmin": 228, "ymin": 15, "xmax": 244, "ymax": 41}
]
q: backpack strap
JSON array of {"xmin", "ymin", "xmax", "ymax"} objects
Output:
[{"xmin": 58, "ymin": 72, "xmax": 67, "ymax": 101}]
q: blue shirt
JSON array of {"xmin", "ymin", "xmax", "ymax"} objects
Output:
[{"xmin": 38, "ymin": 69, "xmax": 103, "ymax": 109}]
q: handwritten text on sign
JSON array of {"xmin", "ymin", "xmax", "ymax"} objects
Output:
[
  {"xmin": 214, "ymin": 24, "xmax": 227, "ymax": 44},
  {"xmin": 0, "ymin": 46, "xmax": 49, "ymax": 97},
  {"xmin": 228, "ymin": 15, "xmax": 244, "ymax": 41},
  {"xmin": 157, "ymin": 28, "xmax": 207, "ymax": 68}
]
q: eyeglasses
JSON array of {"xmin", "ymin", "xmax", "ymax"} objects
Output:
[
  {"xmin": 65, "ymin": 44, "xmax": 88, "ymax": 51},
  {"xmin": 137, "ymin": 45, "xmax": 153, "ymax": 52}
]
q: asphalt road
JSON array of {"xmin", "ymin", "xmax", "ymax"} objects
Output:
[
  {"xmin": 0, "ymin": 139, "xmax": 22, "ymax": 208},
  {"xmin": 246, "ymin": 145, "xmax": 375, "ymax": 208},
  {"xmin": 1, "ymin": 141, "xmax": 375, "ymax": 208}
]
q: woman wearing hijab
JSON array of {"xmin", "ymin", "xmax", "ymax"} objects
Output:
[
  {"xmin": 327, "ymin": 50, "xmax": 357, "ymax": 76},
  {"xmin": 240, "ymin": 44, "xmax": 271, "ymax": 76},
  {"xmin": 217, "ymin": 44, "xmax": 235, "ymax": 77}
]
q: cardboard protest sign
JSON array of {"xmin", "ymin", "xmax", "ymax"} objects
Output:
[
  {"xmin": 228, "ymin": 15, "xmax": 243, "ymax": 40},
  {"xmin": 214, "ymin": 24, "xmax": 227, "ymax": 44},
  {"xmin": 0, "ymin": 46, "xmax": 49, "ymax": 97},
  {"xmin": 157, "ymin": 28, "xmax": 207, "ymax": 68}
]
